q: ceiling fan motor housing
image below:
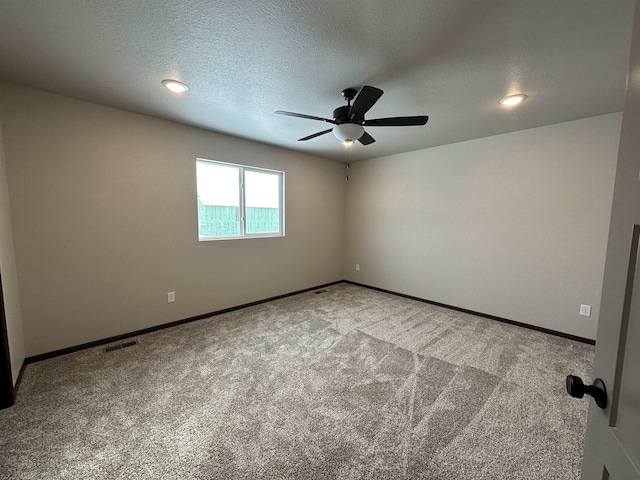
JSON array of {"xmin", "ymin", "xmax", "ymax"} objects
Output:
[{"xmin": 333, "ymin": 106, "xmax": 351, "ymax": 123}]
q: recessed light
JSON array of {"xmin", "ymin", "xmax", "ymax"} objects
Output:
[
  {"xmin": 500, "ymin": 94, "xmax": 527, "ymax": 106},
  {"xmin": 162, "ymin": 79, "xmax": 189, "ymax": 93}
]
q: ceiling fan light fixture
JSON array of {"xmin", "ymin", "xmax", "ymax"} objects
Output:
[
  {"xmin": 162, "ymin": 79, "xmax": 189, "ymax": 93},
  {"xmin": 499, "ymin": 94, "xmax": 527, "ymax": 106},
  {"xmin": 333, "ymin": 123, "xmax": 364, "ymax": 145}
]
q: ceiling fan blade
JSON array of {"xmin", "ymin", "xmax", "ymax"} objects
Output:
[
  {"xmin": 275, "ymin": 110, "xmax": 336, "ymax": 124},
  {"xmin": 358, "ymin": 131, "xmax": 375, "ymax": 145},
  {"xmin": 298, "ymin": 129, "xmax": 333, "ymax": 141},
  {"xmin": 365, "ymin": 116, "xmax": 429, "ymax": 126},
  {"xmin": 348, "ymin": 86, "xmax": 384, "ymax": 121}
]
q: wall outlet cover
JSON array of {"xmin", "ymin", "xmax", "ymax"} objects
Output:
[{"xmin": 580, "ymin": 304, "xmax": 591, "ymax": 317}]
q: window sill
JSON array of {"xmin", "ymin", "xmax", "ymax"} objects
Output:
[{"xmin": 199, "ymin": 233, "xmax": 285, "ymax": 242}]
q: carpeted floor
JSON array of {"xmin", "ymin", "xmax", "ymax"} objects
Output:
[{"xmin": 0, "ymin": 283, "xmax": 594, "ymax": 479}]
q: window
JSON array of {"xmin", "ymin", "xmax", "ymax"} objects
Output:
[{"xmin": 196, "ymin": 159, "xmax": 284, "ymax": 240}]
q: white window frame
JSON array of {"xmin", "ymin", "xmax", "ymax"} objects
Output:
[{"xmin": 196, "ymin": 158, "xmax": 285, "ymax": 241}]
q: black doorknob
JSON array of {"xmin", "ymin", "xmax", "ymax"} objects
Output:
[{"xmin": 566, "ymin": 375, "xmax": 607, "ymax": 409}]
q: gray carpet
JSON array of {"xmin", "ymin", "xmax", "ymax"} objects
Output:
[{"xmin": 0, "ymin": 283, "xmax": 594, "ymax": 479}]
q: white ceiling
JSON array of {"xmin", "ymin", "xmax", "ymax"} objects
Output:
[{"xmin": 0, "ymin": 0, "xmax": 635, "ymax": 162}]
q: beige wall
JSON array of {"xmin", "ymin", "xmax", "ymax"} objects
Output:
[
  {"xmin": 344, "ymin": 114, "xmax": 622, "ymax": 340},
  {"xmin": 0, "ymin": 83, "xmax": 345, "ymax": 356},
  {"xmin": 0, "ymin": 110, "xmax": 25, "ymax": 382}
]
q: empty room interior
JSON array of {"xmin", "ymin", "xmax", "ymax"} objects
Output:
[{"xmin": 1, "ymin": 1, "xmax": 639, "ymax": 479}]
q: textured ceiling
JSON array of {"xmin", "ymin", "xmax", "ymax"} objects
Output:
[{"xmin": 0, "ymin": 0, "xmax": 635, "ymax": 162}]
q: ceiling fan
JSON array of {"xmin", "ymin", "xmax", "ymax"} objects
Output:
[{"xmin": 275, "ymin": 86, "xmax": 429, "ymax": 146}]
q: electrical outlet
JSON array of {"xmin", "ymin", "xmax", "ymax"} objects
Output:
[
  {"xmin": 579, "ymin": 304, "xmax": 591, "ymax": 317},
  {"xmin": 168, "ymin": 292, "xmax": 175, "ymax": 303},
  {"xmin": 355, "ymin": 264, "xmax": 360, "ymax": 271}
]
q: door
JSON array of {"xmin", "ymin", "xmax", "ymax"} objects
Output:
[
  {"xmin": 580, "ymin": 2, "xmax": 640, "ymax": 478},
  {"xmin": 0, "ymin": 269, "xmax": 15, "ymax": 409}
]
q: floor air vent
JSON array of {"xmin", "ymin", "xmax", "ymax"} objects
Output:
[{"xmin": 104, "ymin": 340, "xmax": 138, "ymax": 353}]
